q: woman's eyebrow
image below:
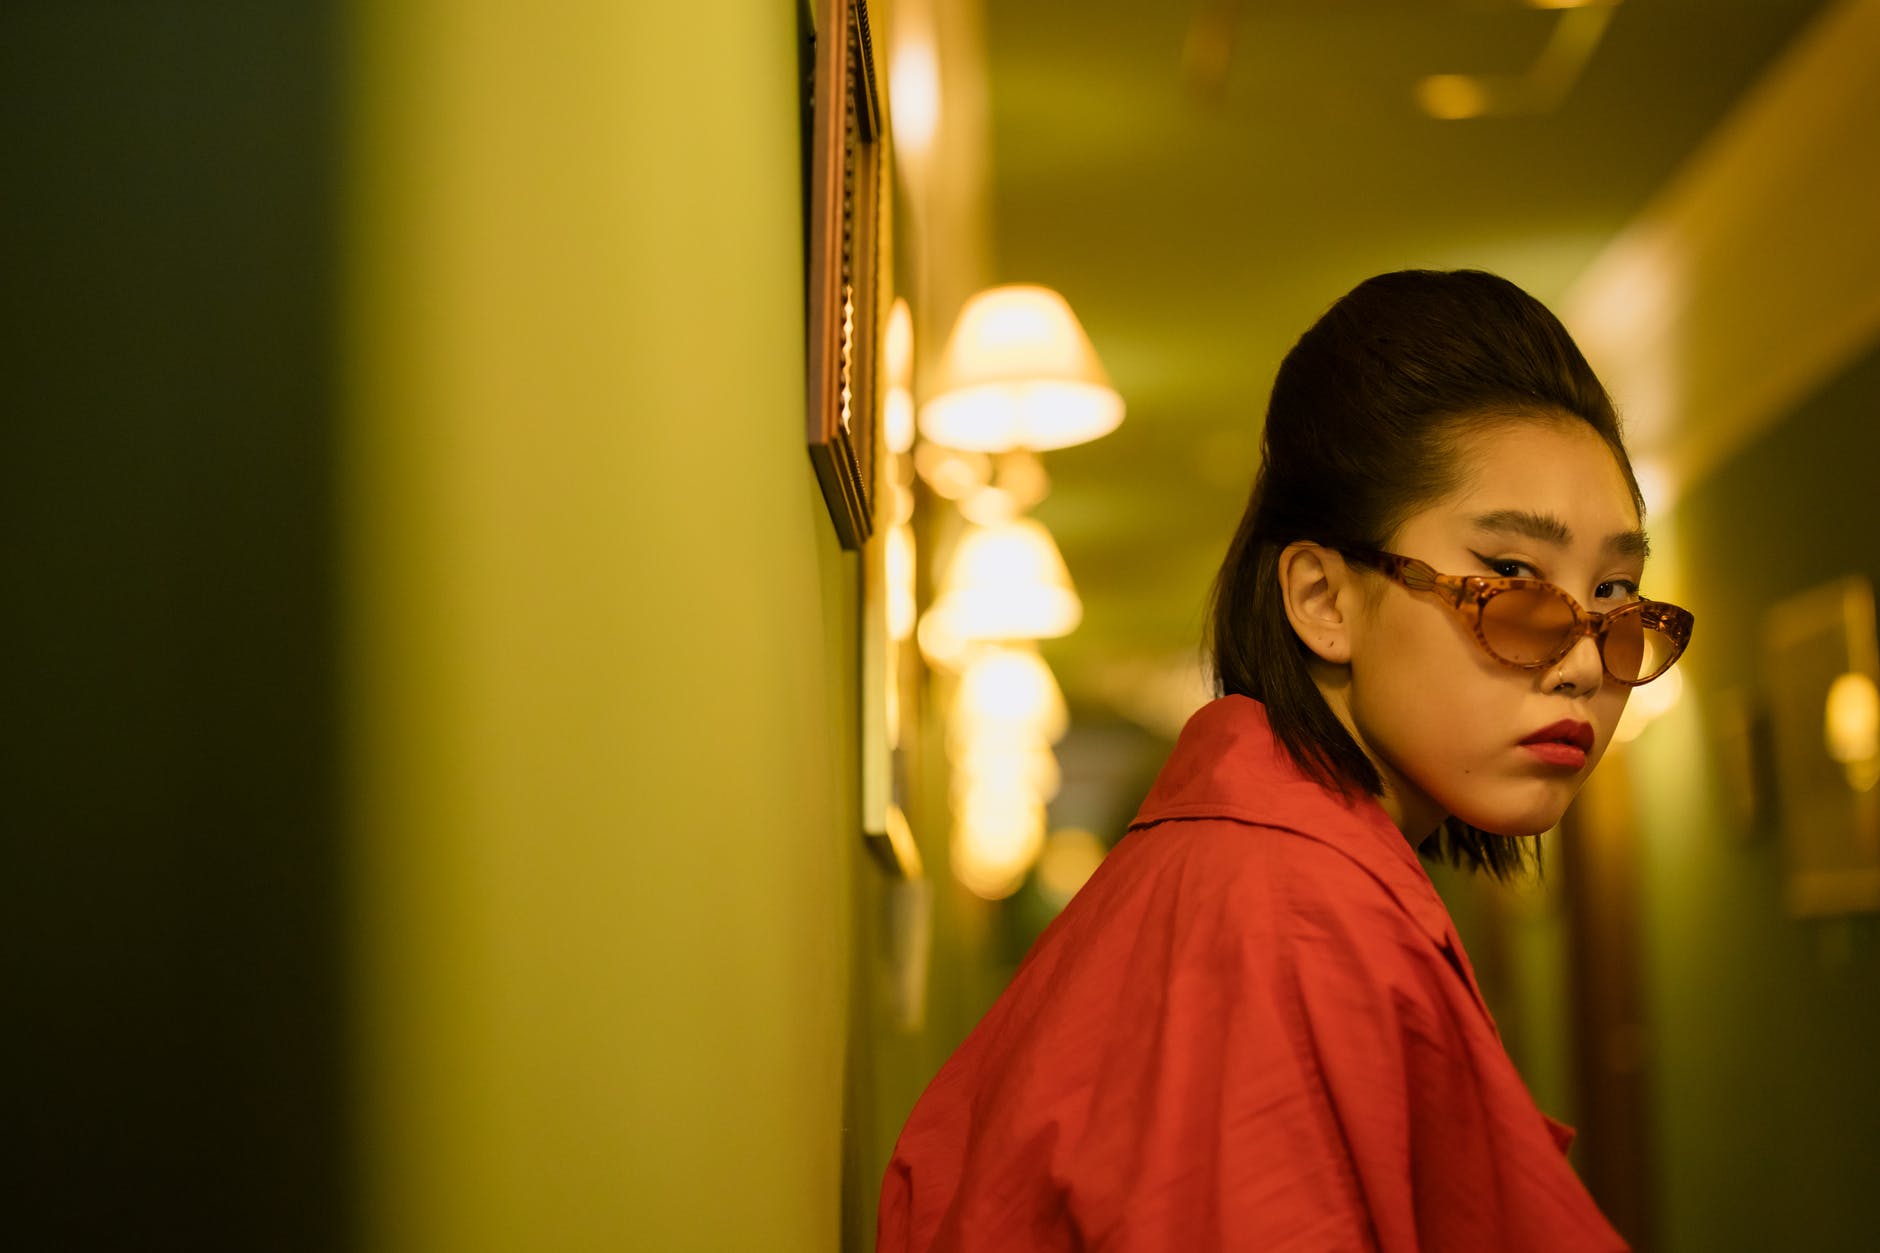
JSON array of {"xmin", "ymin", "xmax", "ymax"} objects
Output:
[
  {"xmin": 1470, "ymin": 509, "xmax": 1571, "ymax": 546},
  {"xmin": 1607, "ymin": 528, "xmax": 1652, "ymax": 560},
  {"xmin": 1469, "ymin": 509, "xmax": 1652, "ymax": 559}
]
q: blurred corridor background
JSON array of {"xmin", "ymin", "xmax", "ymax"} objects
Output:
[{"xmin": 5, "ymin": 1, "xmax": 1878, "ymax": 1250}]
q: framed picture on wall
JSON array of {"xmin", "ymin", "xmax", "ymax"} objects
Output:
[
  {"xmin": 1762, "ymin": 574, "xmax": 1880, "ymax": 916},
  {"xmin": 804, "ymin": 0, "xmax": 885, "ymax": 550}
]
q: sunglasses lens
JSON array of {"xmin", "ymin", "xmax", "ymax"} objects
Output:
[
  {"xmin": 1604, "ymin": 612, "xmax": 1646, "ymax": 680},
  {"xmin": 1475, "ymin": 581, "xmax": 1689, "ymax": 684},
  {"xmin": 1604, "ymin": 608, "xmax": 1682, "ymax": 682},
  {"xmin": 1480, "ymin": 585, "xmax": 1578, "ymax": 665}
]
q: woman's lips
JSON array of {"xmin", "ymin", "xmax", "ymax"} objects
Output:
[
  {"xmin": 1520, "ymin": 719, "xmax": 1594, "ymax": 769},
  {"xmin": 1522, "ymin": 741, "xmax": 1588, "ymax": 769}
]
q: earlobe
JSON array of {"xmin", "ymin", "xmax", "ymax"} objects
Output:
[{"xmin": 1278, "ymin": 541, "xmax": 1354, "ymax": 665}]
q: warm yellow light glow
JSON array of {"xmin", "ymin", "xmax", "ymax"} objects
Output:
[
  {"xmin": 962, "ymin": 767, "xmax": 1052, "ymax": 816},
  {"xmin": 952, "ymin": 644, "xmax": 1069, "ymax": 741},
  {"xmin": 1420, "ymin": 4, "xmax": 1614, "ymax": 120},
  {"xmin": 886, "ymin": 523, "xmax": 916, "ymax": 643},
  {"xmin": 1037, "ymin": 827, "xmax": 1107, "ymax": 906},
  {"xmin": 913, "ymin": 442, "xmax": 991, "ymax": 500},
  {"xmin": 930, "ymin": 517, "xmax": 1081, "ymax": 640},
  {"xmin": 885, "ymin": 387, "xmax": 916, "ymax": 455},
  {"xmin": 952, "ymin": 735, "xmax": 1062, "ymax": 800},
  {"xmin": 1417, "ymin": 74, "xmax": 1489, "ymax": 121},
  {"xmin": 884, "ymin": 803, "xmax": 924, "ymax": 880},
  {"xmin": 959, "ymin": 484, "xmax": 1020, "ymax": 526},
  {"xmin": 1629, "ymin": 455, "xmax": 1676, "ymax": 519},
  {"xmin": 1825, "ymin": 671, "xmax": 1880, "ymax": 791},
  {"xmin": 889, "ymin": 39, "xmax": 940, "ymax": 158},
  {"xmin": 957, "ymin": 447, "xmax": 1052, "ymax": 525},
  {"xmin": 917, "ymin": 605, "xmax": 971, "ymax": 672},
  {"xmin": 953, "ymin": 788, "xmax": 1047, "ymax": 900},
  {"xmin": 886, "ymin": 634, "xmax": 901, "ymax": 748},
  {"xmin": 996, "ymin": 449, "xmax": 1052, "ymax": 513},
  {"xmin": 924, "ymin": 380, "xmax": 1123, "ymax": 453},
  {"xmin": 887, "ymin": 480, "xmax": 915, "ymax": 528},
  {"xmin": 921, "ymin": 285, "xmax": 1124, "ymax": 452},
  {"xmin": 885, "ymin": 299, "xmax": 914, "ymax": 390},
  {"xmin": 1612, "ymin": 665, "xmax": 1683, "ymax": 744}
]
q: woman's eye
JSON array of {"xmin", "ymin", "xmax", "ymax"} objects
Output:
[
  {"xmin": 1595, "ymin": 579, "xmax": 1642, "ymax": 602},
  {"xmin": 1482, "ymin": 556, "xmax": 1533, "ymax": 579}
]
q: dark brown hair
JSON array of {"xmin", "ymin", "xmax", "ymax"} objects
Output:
[{"xmin": 1208, "ymin": 269, "xmax": 1643, "ymax": 878}]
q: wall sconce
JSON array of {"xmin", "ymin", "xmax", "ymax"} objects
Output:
[
  {"xmin": 927, "ymin": 516, "xmax": 1082, "ymax": 642},
  {"xmin": 945, "ymin": 643, "xmax": 1069, "ymax": 901},
  {"xmin": 953, "ymin": 784, "xmax": 1048, "ymax": 901},
  {"xmin": 1763, "ymin": 574, "xmax": 1880, "ymax": 916},
  {"xmin": 951, "ymin": 644, "xmax": 1069, "ymax": 741},
  {"xmin": 920, "ymin": 284, "xmax": 1124, "ymax": 452},
  {"xmin": 1825, "ymin": 671, "xmax": 1880, "ymax": 792},
  {"xmin": 953, "ymin": 736, "xmax": 1063, "ymax": 802}
]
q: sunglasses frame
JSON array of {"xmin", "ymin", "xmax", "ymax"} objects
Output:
[{"xmin": 1339, "ymin": 547, "xmax": 1694, "ymax": 687}]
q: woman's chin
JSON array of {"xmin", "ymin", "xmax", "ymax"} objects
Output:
[{"xmin": 1449, "ymin": 801, "xmax": 1567, "ymax": 840}]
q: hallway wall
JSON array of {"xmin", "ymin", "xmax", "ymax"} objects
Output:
[
  {"xmin": 1625, "ymin": 344, "xmax": 1880, "ymax": 1252},
  {"xmin": 3, "ymin": 5, "xmax": 350, "ymax": 1248},
  {"xmin": 346, "ymin": 3, "xmax": 858, "ymax": 1250}
]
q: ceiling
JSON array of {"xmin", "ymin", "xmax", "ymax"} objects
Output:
[{"xmin": 975, "ymin": 0, "xmax": 1832, "ymax": 730}]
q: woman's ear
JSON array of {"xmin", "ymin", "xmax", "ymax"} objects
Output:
[{"xmin": 1278, "ymin": 541, "xmax": 1357, "ymax": 665}]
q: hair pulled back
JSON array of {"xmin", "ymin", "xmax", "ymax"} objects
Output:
[{"xmin": 1208, "ymin": 269, "xmax": 1642, "ymax": 879}]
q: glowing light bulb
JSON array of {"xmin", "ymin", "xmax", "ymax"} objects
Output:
[{"xmin": 1825, "ymin": 671, "xmax": 1880, "ymax": 791}]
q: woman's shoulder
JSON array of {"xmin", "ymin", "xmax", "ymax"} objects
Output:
[
  {"xmin": 1102, "ymin": 809, "xmax": 1450, "ymax": 947},
  {"xmin": 1025, "ymin": 815, "xmax": 1453, "ymax": 1016},
  {"xmin": 1119, "ymin": 696, "xmax": 1454, "ymax": 941}
]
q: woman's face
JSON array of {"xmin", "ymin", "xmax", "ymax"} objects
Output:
[{"xmin": 1340, "ymin": 417, "xmax": 1647, "ymax": 839}]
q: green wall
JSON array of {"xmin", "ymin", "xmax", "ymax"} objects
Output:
[
  {"xmin": 2, "ymin": 5, "xmax": 350, "ymax": 1248},
  {"xmin": 6, "ymin": 1, "xmax": 875, "ymax": 1248},
  {"xmin": 1628, "ymin": 344, "xmax": 1880, "ymax": 1252}
]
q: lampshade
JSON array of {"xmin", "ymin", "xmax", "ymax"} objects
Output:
[
  {"xmin": 950, "ymin": 644, "xmax": 1069, "ymax": 742},
  {"xmin": 952, "ymin": 735, "xmax": 1062, "ymax": 801},
  {"xmin": 920, "ymin": 284, "xmax": 1124, "ymax": 452},
  {"xmin": 952, "ymin": 787, "xmax": 1047, "ymax": 901},
  {"xmin": 928, "ymin": 516, "xmax": 1081, "ymax": 641}
]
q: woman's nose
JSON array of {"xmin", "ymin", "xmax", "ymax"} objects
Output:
[{"xmin": 1548, "ymin": 631, "xmax": 1606, "ymax": 695}]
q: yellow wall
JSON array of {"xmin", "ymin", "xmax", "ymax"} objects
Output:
[{"xmin": 345, "ymin": 3, "xmax": 858, "ymax": 1249}]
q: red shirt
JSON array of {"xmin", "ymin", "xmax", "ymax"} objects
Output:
[{"xmin": 879, "ymin": 696, "xmax": 1627, "ymax": 1251}]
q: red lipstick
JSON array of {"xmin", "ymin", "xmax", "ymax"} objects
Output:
[{"xmin": 1519, "ymin": 719, "xmax": 1594, "ymax": 769}]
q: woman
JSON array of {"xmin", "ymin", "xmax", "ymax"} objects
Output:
[{"xmin": 878, "ymin": 270, "xmax": 1692, "ymax": 1251}]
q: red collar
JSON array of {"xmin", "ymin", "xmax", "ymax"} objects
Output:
[{"xmin": 1128, "ymin": 695, "xmax": 1458, "ymax": 951}]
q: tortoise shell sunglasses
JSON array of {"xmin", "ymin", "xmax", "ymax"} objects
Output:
[{"xmin": 1339, "ymin": 548, "xmax": 1694, "ymax": 687}]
